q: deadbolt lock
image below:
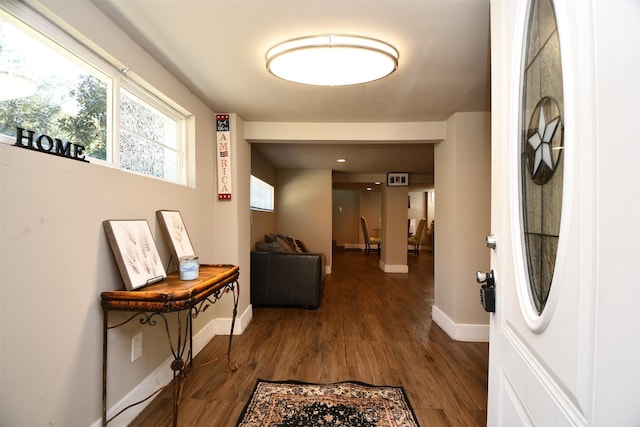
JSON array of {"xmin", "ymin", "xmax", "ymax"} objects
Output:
[{"xmin": 476, "ymin": 270, "xmax": 496, "ymax": 312}]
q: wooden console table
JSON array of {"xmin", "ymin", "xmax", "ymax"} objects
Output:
[{"xmin": 101, "ymin": 264, "xmax": 240, "ymax": 426}]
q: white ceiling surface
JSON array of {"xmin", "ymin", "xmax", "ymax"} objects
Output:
[{"xmin": 92, "ymin": 0, "xmax": 491, "ymax": 180}]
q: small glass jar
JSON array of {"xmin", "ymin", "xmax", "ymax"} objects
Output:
[{"xmin": 179, "ymin": 255, "xmax": 199, "ymax": 280}]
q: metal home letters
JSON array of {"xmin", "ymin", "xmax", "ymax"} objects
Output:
[{"xmin": 14, "ymin": 126, "xmax": 89, "ymax": 163}]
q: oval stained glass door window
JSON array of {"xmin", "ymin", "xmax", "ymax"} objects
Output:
[{"xmin": 520, "ymin": 0, "xmax": 564, "ymax": 315}]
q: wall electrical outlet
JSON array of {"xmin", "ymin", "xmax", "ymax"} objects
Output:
[{"xmin": 131, "ymin": 333, "xmax": 143, "ymax": 362}]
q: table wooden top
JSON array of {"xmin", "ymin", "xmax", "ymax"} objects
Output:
[{"xmin": 101, "ymin": 264, "xmax": 239, "ymax": 312}]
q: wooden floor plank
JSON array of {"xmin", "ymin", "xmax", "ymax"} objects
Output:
[{"xmin": 130, "ymin": 249, "xmax": 488, "ymax": 426}]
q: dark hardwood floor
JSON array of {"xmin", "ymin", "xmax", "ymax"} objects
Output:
[{"xmin": 130, "ymin": 248, "xmax": 488, "ymax": 426}]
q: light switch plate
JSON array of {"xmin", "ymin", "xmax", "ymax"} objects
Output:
[{"xmin": 131, "ymin": 333, "xmax": 143, "ymax": 362}]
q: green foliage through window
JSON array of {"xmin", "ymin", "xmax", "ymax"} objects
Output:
[{"xmin": 58, "ymin": 75, "xmax": 108, "ymax": 160}]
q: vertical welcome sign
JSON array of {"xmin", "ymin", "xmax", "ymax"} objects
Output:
[{"xmin": 216, "ymin": 114, "xmax": 232, "ymax": 200}]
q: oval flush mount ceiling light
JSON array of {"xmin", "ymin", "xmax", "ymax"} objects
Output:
[{"xmin": 266, "ymin": 34, "xmax": 399, "ymax": 86}]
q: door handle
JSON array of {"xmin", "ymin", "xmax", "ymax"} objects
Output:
[{"xmin": 476, "ymin": 270, "xmax": 495, "ymax": 312}]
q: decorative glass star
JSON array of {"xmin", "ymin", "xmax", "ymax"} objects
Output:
[{"xmin": 528, "ymin": 107, "xmax": 560, "ymax": 175}]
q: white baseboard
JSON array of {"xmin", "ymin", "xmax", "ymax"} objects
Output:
[
  {"xmin": 432, "ymin": 305, "xmax": 489, "ymax": 342},
  {"xmin": 92, "ymin": 304, "xmax": 254, "ymax": 427},
  {"xmin": 210, "ymin": 303, "xmax": 253, "ymax": 337},
  {"xmin": 378, "ymin": 260, "xmax": 409, "ymax": 273}
]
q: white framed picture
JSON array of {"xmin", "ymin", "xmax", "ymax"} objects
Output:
[
  {"xmin": 156, "ymin": 210, "xmax": 196, "ymax": 264},
  {"xmin": 103, "ymin": 220, "xmax": 166, "ymax": 290}
]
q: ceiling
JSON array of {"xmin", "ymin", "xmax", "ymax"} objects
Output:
[{"xmin": 92, "ymin": 0, "xmax": 491, "ymax": 186}]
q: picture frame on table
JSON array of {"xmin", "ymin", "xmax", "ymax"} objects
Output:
[
  {"xmin": 156, "ymin": 210, "xmax": 196, "ymax": 266},
  {"xmin": 386, "ymin": 172, "xmax": 410, "ymax": 187},
  {"xmin": 103, "ymin": 219, "xmax": 166, "ymax": 290}
]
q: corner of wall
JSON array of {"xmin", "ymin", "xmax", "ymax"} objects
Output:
[
  {"xmin": 432, "ymin": 305, "xmax": 489, "ymax": 342},
  {"xmin": 378, "ymin": 260, "xmax": 409, "ymax": 273}
]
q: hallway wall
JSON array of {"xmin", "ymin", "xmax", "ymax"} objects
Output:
[
  {"xmin": 332, "ymin": 189, "xmax": 360, "ymax": 247},
  {"xmin": 276, "ymin": 169, "xmax": 333, "ymax": 273},
  {"xmin": 433, "ymin": 111, "xmax": 491, "ymax": 341}
]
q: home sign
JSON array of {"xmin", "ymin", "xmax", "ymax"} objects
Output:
[{"xmin": 14, "ymin": 127, "xmax": 89, "ymax": 163}]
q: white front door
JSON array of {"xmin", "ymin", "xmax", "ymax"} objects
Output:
[{"xmin": 487, "ymin": 0, "xmax": 598, "ymax": 425}]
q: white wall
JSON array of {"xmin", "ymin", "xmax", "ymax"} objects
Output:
[
  {"xmin": 433, "ymin": 112, "xmax": 491, "ymax": 341},
  {"xmin": 0, "ymin": 2, "xmax": 250, "ymax": 426}
]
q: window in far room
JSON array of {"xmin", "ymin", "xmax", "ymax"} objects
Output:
[{"xmin": 250, "ymin": 175, "xmax": 274, "ymax": 211}]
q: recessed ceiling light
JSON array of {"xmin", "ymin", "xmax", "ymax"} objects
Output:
[
  {"xmin": 366, "ymin": 187, "xmax": 372, "ymax": 191},
  {"xmin": 336, "ymin": 158, "xmax": 347, "ymax": 163},
  {"xmin": 266, "ymin": 35, "xmax": 399, "ymax": 86}
]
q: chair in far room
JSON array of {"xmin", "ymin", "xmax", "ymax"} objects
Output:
[
  {"xmin": 408, "ymin": 218, "xmax": 426, "ymax": 255},
  {"xmin": 360, "ymin": 216, "xmax": 381, "ymax": 255}
]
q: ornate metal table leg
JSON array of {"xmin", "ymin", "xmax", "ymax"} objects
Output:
[
  {"xmin": 188, "ymin": 306, "xmax": 194, "ymax": 368},
  {"xmin": 170, "ymin": 360, "xmax": 184, "ymax": 427},
  {"xmin": 227, "ymin": 281, "xmax": 240, "ymax": 371},
  {"xmin": 165, "ymin": 310, "xmax": 188, "ymax": 427},
  {"xmin": 102, "ymin": 306, "xmax": 108, "ymax": 427}
]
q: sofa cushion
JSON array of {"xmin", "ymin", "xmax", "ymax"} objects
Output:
[
  {"xmin": 261, "ymin": 233, "xmax": 307, "ymax": 253},
  {"xmin": 255, "ymin": 240, "xmax": 289, "ymax": 252},
  {"xmin": 275, "ymin": 234, "xmax": 296, "ymax": 252},
  {"xmin": 294, "ymin": 239, "xmax": 307, "ymax": 253}
]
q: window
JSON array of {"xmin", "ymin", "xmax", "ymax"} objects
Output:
[
  {"xmin": 519, "ymin": 0, "xmax": 564, "ymax": 316},
  {"xmin": 0, "ymin": 4, "xmax": 190, "ymax": 184},
  {"xmin": 119, "ymin": 87, "xmax": 183, "ymax": 182},
  {"xmin": 250, "ymin": 175, "xmax": 274, "ymax": 211}
]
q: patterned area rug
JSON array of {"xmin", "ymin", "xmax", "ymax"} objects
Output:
[{"xmin": 236, "ymin": 379, "xmax": 420, "ymax": 426}]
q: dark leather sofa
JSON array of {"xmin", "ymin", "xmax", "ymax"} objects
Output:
[{"xmin": 250, "ymin": 251, "xmax": 323, "ymax": 308}]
